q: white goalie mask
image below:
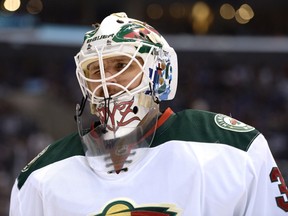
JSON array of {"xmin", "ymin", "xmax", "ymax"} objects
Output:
[{"xmin": 74, "ymin": 12, "xmax": 178, "ymax": 173}]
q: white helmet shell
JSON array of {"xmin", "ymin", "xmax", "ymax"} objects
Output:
[{"xmin": 75, "ymin": 12, "xmax": 178, "ymax": 105}]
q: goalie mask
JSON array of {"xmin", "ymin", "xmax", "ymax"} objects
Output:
[{"xmin": 74, "ymin": 12, "xmax": 178, "ymax": 173}]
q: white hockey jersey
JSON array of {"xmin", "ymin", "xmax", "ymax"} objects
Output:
[{"xmin": 9, "ymin": 108, "xmax": 288, "ymax": 215}]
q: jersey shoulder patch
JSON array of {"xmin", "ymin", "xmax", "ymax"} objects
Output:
[
  {"xmin": 17, "ymin": 132, "xmax": 84, "ymax": 190},
  {"xmin": 214, "ymin": 113, "xmax": 255, "ymax": 132},
  {"xmin": 152, "ymin": 109, "xmax": 260, "ymax": 151}
]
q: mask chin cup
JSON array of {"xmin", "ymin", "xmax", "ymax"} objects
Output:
[{"xmin": 76, "ymin": 103, "xmax": 159, "ymax": 174}]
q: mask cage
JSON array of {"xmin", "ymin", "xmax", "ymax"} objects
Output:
[{"xmin": 75, "ymin": 42, "xmax": 160, "ymax": 105}]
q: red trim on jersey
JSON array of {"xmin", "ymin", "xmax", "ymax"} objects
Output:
[
  {"xmin": 141, "ymin": 107, "xmax": 174, "ymax": 139},
  {"xmin": 157, "ymin": 107, "xmax": 174, "ymax": 129},
  {"xmin": 140, "ymin": 107, "xmax": 174, "ymax": 142}
]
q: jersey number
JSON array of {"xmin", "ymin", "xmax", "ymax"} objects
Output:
[{"xmin": 270, "ymin": 167, "xmax": 288, "ymax": 212}]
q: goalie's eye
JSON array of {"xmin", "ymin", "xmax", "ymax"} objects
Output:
[{"xmin": 115, "ymin": 62, "xmax": 128, "ymax": 70}]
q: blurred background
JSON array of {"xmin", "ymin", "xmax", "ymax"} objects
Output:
[{"xmin": 0, "ymin": 0, "xmax": 288, "ymax": 214}]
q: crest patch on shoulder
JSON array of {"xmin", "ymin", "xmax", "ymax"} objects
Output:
[{"xmin": 214, "ymin": 114, "xmax": 255, "ymax": 132}]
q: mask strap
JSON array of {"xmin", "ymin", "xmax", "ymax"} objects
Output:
[
  {"xmin": 149, "ymin": 82, "xmax": 160, "ymax": 104},
  {"xmin": 75, "ymin": 96, "xmax": 88, "ymax": 138},
  {"xmin": 74, "ymin": 96, "xmax": 88, "ymax": 119}
]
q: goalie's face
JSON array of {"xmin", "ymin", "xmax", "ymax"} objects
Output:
[{"xmin": 85, "ymin": 55, "xmax": 144, "ymax": 99}]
